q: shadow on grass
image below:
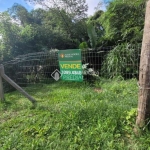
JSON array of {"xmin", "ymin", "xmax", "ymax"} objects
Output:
[{"xmin": 0, "ymin": 100, "xmax": 12, "ymax": 111}]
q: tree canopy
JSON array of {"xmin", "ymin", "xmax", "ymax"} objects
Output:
[{"xmin": 0, "ymin": 0, "xmax": 146, "ymax": 62}]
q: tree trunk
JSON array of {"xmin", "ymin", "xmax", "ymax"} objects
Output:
[{"xmin": 136, "ymin": 0, "xmax": 150, "ymax": 128}]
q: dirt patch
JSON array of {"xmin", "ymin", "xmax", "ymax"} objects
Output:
[{"xmin": 94, "ymin": 88, "xmax": 103, "ymax": 93}]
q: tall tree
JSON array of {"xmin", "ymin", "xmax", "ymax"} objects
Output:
[
  {"xmin": 0, "ymin": 12, "xmax": 21, "ymax": 61},
  {"xmin": 87, "ymin": 10, "xmax": 104, "ymax": 47},
  {"xmin": 25, "ymin": 0, "xmax": 88, "ymax": 41},
  {"xmin": 8, "ymin": 3, "xmax": 32, "ymax": 26},
  {"xmin": 25, "ymin": 0, "xmax": 88, "ymax": 21},
  {"xmin": 100, "ymin": 0, "xmax": 146, "ymax": 46}
]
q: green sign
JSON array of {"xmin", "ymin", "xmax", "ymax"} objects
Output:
[{"xmin": 58, "ymin": 49, "xmax": 83, "ymax": 82}]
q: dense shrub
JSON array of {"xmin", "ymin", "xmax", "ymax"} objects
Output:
[{"xmin": 101, "ymin": 43, "xmax": 140, "ymax": 79}]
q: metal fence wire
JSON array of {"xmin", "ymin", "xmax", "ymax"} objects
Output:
[{"xmin": 2, "ymin": 44, "xmax": 141, "ymax": 92}]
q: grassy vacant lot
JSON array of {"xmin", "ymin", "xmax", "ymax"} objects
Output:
[{"xmin": 0, "ymin": 78, "xmax": 150, "ymax": 150}]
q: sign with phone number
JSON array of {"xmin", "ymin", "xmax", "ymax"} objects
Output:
[{"xmin": 58, "ymin": 49, "xmax": 83, "ymax": 82}]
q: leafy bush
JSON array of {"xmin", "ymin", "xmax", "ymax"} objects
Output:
[
  {"xmin": 101, "ymin": 43, "xmax": 140, "ymax": 79},
  {"xmin": 82, "ymin": 63, "xmax": 99, "ymax": 84},
  {"xmin": 79, "ymin": 42, "xmax": 88, "ymax": 50}
]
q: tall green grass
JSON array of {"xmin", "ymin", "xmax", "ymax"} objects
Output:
[
  {"xmin": 101, "ymin": 43, "xmax": 140, "ymax": 79},
  {"xmin": 0, "ymin": 79, "xmax": 150, "ymax": 150}
]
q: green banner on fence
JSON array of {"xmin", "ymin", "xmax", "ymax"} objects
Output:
[{"xmin": 58, "ymin": 49, "xmax": 83, "ymax": 82}]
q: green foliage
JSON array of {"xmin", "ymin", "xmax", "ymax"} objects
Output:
[
  {"xmin": 99, "ymin": 0, "xmax": 145, "ymax": 45},
  {"xmin": 1, "ymin": 79, "xmax": 149, "ymax": 149},
  {"xmin": 26, "ymin": 0, "xmax": 88, "ymax": 21},
  {"xmin": 101, "ymin": 43, "xmax": 140, "ymax": 78},
  {"xmin": 0, "ymin": 1, "xmax": 89, "ymax": 62},
  {"xmin": 9, "ymin": 3, "xmax": 32, "ymax": 26},
  {"xmin": 79, "ymin": 42, "xmax": 88, "ymax": 50},
  {"xmin": 0, "ymin": 0, "xmax": 146, "ymax": 61},
  {"xmin": 88, "ymin": 10, "xmax": 104, "ymax": 37},
  {"xmin": 123, "ymin": 108, "xmax": 137, "ymax": 132},
  {"xmin": 20, "ymin": 25, "xmax": 36, "ymax": 40},
  {"xmin": 87, "ymin": 21, "xmax": 97, "ymax": 48},
  {"xmin": 0, "ymin": 12, "xmax": 21, "ymax": 61}
]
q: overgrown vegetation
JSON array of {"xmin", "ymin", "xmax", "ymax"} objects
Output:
[
  {"xmin": 0, "ymin": 79, "xmax": 150, "ymax": 149},
  {"xmin": 101, "ymin": 43, "xmax": 140, "ymax": 79}
]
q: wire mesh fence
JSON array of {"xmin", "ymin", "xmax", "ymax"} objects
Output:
[{"xmin": 2, "ymin": 44, "xmax": 141, "ymax": 93}]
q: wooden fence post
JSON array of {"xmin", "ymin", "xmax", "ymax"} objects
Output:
[
  {"xmin": 0, "ymin": 65, "xmax": 4, "ymax": 101},
  {"xmin": 135, "ymin": 0, "xmax": 150, "ymax": 132},
  {"xmin": 0, "ymin": 64, "xmax": 36, "ymax": 105}
]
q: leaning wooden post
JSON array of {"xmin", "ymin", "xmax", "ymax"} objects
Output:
[
  {"xmin": 0, "ymin": 64, "xmax": 36, "ymax": 105},
  {"xmin": 0, "ymin": 65, "xmax": 4, "ymax": 101},
  {"xmin": 135, "ymin": 0, "xmax": 150, "ymax": 131}
]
